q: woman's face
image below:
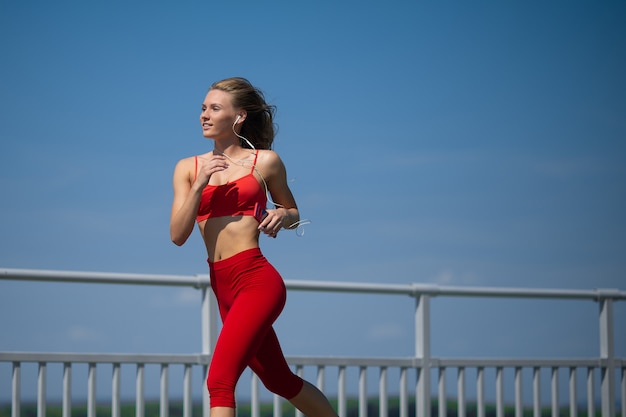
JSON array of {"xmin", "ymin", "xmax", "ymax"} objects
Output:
[{"xmin": 200, "ymin": 89, "xmax": 239, "ymax": 140}]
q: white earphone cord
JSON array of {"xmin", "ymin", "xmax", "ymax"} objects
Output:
[{"xmin": 230, "ymin": 121, "xmax": 311, "ymax": 236}]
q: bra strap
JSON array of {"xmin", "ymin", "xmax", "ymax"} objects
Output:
[
  {"xmin": 194, "ymin": 156, "xmax": 198, "ymax": 181},
  {"xmin": 250, "ymin": 151, "xmax": 259, "ymax": 174}
]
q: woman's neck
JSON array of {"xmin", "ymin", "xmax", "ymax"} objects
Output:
[{"xmin": 212, "ymin": 137, "xmax": 241, "ymax": 155}]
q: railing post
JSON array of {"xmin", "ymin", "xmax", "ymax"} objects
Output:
[
  {"xmin": 496, "ymin": 367, "xmax": 503, "ymax": 417},
  {"xmin": 439, "ymin": 367, "xmax": 447, "ymax": 417},
  {"xmin": 598, "ymin": 291, "xmax": 616, "ymax": 417},
  {"xmin": 12, "ymin": 362, "xmax": 20, "ymax": 417},
  {"xmin": 621, "ymin": 368, "xmax": 626, "ymax": 417},
  {"xmin": 200, "ymin": 284, "xmax": 217, "ymax": 355},
  {"xmin": 112, "ymin": 363, "xmax": 121, "ymax": 417},
  {"xmin": 184, "ymin": 364, "xmax": 192, "ymax": 417},
  {"xmin": 533, "ymin": 367, "xmax": 541, "ymax": 417},
  {"xmin": 400, "ymin": 367, "xmax": 408, "ymax": 417},
  {"xmin": 88, "ymin": 363, "xmax": 96, "ymax": 417},
  {"xmin": 200, "ymin": 280, "xmax": 217, "ymax": 417},
  {"xmin": 137, "ymin": 364, "xmax": 145, "ymax": 417},
  {"xmin": 568, "ymin": 367, "xmax": 577, "ymax": 417},
  {"xmin": 160, "ymin": 364, "xmax": 169, "ymax": 417},
  {"xmin": 586, "ymin": 367, "xmax": 595, "ymax": 417},
  {"xmin": 514, "ymin": 367, "xmax": 522, "ymax": 417},
  {"xmin": 551, "ymin": 367, "xmax": 559, "ymax": 417},
  {"xmin": 338, "ymin": 365, "xmax": 347, "ymax": 417},
  {"xmin": 415, "ymin": 292, "xmax": 431, "ymax": 417},
  {"xmin": 458, "ymin": 367, "xmax": 466, "ymax": 417},
  {"xmin": 251, "ymin": 373, "xmax": 260, "ymax": 417},
  {"xmin": 37, "ymin": 362, "xmax": 46, "ymax": 417},
  {"xmin": 63, "ymin": 362, "xmax": 71, "ymax": 417},
  {"xmin": 380, "ymin": 366, "xmax": 388, "ymax": 417},
  {"xmin": 477, "ymin": 367, "xmax": 485, "ymax": 417},
  {"xmin": 359, "ymin": 366, "xmax": 368, "ymax": 417}
]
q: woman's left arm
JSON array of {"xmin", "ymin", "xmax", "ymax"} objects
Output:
[{"xmin": 258, "ymin": 151, "xmax": 300, "ymax": 237}]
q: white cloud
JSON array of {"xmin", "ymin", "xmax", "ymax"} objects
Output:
[
  {"xmin": 149, "ymin": 288, "xmax": 200, "ymax": 308},
  {"xmin": 175, "ymin": 288, "xmax": 200, "ymax": 305},
  {"xmin": 67, "ymin": 325, "xmax": 103, "ymax": 343},
  {"xmin": 431, "ymin": 269, "xmax": 482, "ymax": 286},
  {"xmin": 433, "ymin": 269, "xmax": 454, "ymax": 285}
]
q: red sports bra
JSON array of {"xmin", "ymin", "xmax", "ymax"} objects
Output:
[{"xmin": 195, "ymin": 151, "xmax": 268, "ymax": 223}]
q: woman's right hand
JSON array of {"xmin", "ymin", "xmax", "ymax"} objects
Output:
[{"xmin": 194, "ymin": 154, "xmax": 229, "ymax": 188}]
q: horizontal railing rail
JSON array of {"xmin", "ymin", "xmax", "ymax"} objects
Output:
[
  {"xmin": 3, "ymin": 351, "xmax": 623, "ymax": 370},
  {"xmin": 1, "ymin": 268, "xmax": 625, "ymax": 417},
  {"xmin": 5, "ymin": 267, "xmax": 626, "ymax": 299}
]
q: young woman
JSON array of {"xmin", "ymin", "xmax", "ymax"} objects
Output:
[{"xmin": 170, "ymin": 77, "xmax": 337, "ymax": 417}]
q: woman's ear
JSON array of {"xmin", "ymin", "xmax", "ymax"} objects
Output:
[{"xmin": 235, "ymin": 112, "xmax": 247, "ymax": 124}]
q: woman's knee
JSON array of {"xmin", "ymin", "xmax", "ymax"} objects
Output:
[
  {"xmin": 207, "ymin": 370, "xmax": 237, "ymax": 408},
  {"xmin": 260, "ymin": 373, "xmax": 304, "ymax": 399}
]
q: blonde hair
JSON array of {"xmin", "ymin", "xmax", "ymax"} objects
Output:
[{"xmin": 210, "ymin": 77, "xmax": 276, "ymax": 150}]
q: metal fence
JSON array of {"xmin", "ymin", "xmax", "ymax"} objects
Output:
[{"xmin": 1, "ymin": 268, "xmax": 625, "ymax": 417}]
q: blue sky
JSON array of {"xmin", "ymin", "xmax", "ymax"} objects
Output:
[{"xmin": 1, "ymin": 0, "xmax": 625, "ymax": 402}]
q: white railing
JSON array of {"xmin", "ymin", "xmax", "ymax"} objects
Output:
[{"xmin": 1, "ymin": 268, "xmax": 625, "ymax": 417}]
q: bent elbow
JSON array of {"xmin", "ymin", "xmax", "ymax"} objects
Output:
[
  {"xmin": 170, "ymin": 229, "xmax": 189, "ymax": 247},
  {"xmin": 169, "ymin": 217, "xmax": 194, "ymax": 246},
  {"xmin": 171, "ymin": 237, "xmax": 186, "ymax": 247}
]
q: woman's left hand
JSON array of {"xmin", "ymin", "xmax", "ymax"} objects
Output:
[{"xmin": 258, "ymin": 208, "xmax": 288, "ymax": 238}]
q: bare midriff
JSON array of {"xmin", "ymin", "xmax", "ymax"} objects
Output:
[{"xmin": 198, "ymin": 216, "xmax": 261, "ymax": 262}]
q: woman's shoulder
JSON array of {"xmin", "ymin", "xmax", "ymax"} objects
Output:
[
  {"xmin": 172, "ymin": 153, "xmax": 205, "ymax": 179},
  {"xmin": 174, "ymin": 155, "xmax": 194, "ymax": 170},
  {"xmin": 255, "ymin": 149, "xmax": 287, "ymax": 177},
  {"xmin": 256, "ymin": 149, "xmax": 283, "ymax": 165}
]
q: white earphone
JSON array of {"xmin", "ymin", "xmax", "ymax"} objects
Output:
[{"xmin": 227, "ymin": 113, "xmax": 311, "ymax": 236}]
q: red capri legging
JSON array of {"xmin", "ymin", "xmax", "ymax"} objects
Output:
[{"xmin": 207, "ymin": 248, "xmax": 304, "ymax": 408}]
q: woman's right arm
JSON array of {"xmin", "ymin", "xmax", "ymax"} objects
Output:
[
  {"xmin": 170, "ymin": 158, "xmax": 202, "ymax": 246},
  {"xmin": 170, "ymin": 154, "xmax": 229, "ymax": 246}
]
